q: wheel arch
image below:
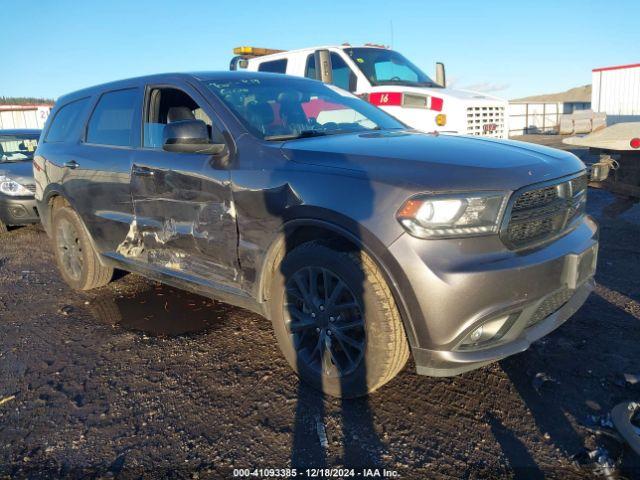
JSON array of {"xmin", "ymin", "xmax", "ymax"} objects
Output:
[
  {"xmin": 38, "ymin": 186, "xmax": 70, "ymax": 235},
  {"xmin": 44, "ymin": 188, "xmax": 110, "ymax": 268},
  {"xmin": 258, "ymin": 217, "xmax": 419, "ymax": 347}
]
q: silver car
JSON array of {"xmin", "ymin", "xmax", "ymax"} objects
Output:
[{"xmin": 0, "ymin": 129, "xmax": 41, "ymax": 233}]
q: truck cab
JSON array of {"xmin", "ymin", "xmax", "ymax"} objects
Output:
[{"xmin": 231, "ymin": 45, "xmax": 509, "ymax": 139}]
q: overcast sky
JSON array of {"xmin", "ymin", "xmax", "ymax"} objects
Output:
[{"xmin": 2, "ymin": 0, "xmax": 638, "ymax": 100}]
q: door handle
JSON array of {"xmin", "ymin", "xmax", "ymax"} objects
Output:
[
  {"xmin": 132, "ymin": 165, "xmax": 155, "ymax": 177},
  {"xmin": 63, "ymin": 160, "xmax": 80, "ymax": 169}
]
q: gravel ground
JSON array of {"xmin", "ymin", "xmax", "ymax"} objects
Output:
[{"xmin": 1, "ymin": 136, "xmax": 639, "ymax": 479}]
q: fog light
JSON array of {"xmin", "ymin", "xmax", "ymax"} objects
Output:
[
  {"xmin": 8, "ymin": 205, "xmax": 28, "ymax": 218},
  {"xmin": 436, "ymin": 114, "xmax": 447, "ymax": 126},
  {"xmin": 458, "ymin": 313, "xmax": 518, "ymax": 350}
]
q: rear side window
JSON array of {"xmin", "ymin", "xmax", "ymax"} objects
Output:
[
  {"xmin": 258, "ymin": 59, "xmax": 288, "ymax": 74},
  {"xmin": 86, "ymin": 88, "xmax": 138, "ymax": 147},
  {"xmin": 45, "ymin": 98, "xmax": 90, "ymax": 143}
]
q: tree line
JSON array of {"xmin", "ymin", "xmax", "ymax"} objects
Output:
[{"xmin": 0, "ymin": 96, "xmax": 54, "ymax": 105}]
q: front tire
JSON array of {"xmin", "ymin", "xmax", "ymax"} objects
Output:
[
  {"xmin": 269, "ymin": 242, "xmax": 409, "ymax": 398},
  {"xmin": 52, "ymin": 206, "xmax": 113, "ymax": 290}
]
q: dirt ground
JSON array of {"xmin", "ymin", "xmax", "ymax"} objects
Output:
[{"xmin": 1, "ymin": 136, "xmax": 639, "ymax": 479}]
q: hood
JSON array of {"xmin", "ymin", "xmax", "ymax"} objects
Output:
[
  {"xmin": 0, "ymin": 160, "xmax": 35, "ymax": 186},
  {"xmin": 281, "ymin": 130, "xmax": 585, "ymax": 192}
]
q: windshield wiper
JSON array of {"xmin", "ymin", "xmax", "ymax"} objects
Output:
[
  {"xmin": 264, "ymin": 130, "xmax": 329, "ymax": 141},
  {"xmin": 265, "ymin": 127, "xmax": 384, "ymax": 141}
]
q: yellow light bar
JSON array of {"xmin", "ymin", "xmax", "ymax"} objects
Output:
[{"xmin": 233, "ymin": 46, "xmax": 285, "ymax": 57}]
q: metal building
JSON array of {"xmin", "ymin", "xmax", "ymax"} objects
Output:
[
  {"xmin": 0, "ymin": 105, "xmax": 51, "ymax": 130},
  {"xmin": 592, "ymin": 63, "xmax": 640, "ymax": 124}
]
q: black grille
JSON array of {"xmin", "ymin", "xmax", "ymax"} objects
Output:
[
  {"xmin": 502, "ymin": 175, "xmax": 587, "ymax": 249},
  {"xmin": 25, "ymin": 184, "xmax": 36, "ymax": 193},
  {"xmin": 527, "ymin": 288, "xmax": 573, "ymax": 328},
  {"xmin": 513, "ymin": 185, "xmax": 558, "ymax": 210},
  {"xmin": 507, "ymin": 217, "xmax": 555, "ymax": 244}
]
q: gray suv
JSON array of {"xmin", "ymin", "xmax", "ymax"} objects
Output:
[{"xmin": 34, "ymin": 72, "xmax": 598, "ymax": 398}]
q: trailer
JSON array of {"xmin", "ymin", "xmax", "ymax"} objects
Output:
[
  {"xmin": 564, "ymin": 122, "xmax": 640, "ymax": 197},
  {"xmin": 562, "ymin": 62, "xmax": 640, "ymax": 197}
]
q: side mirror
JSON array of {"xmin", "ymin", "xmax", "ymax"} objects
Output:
[
  {"xmin": 162, "ymin": 120, "xmax": 226, "ymax": 155},
  {"xmin": 435, "ymin": 62, "xmax": 446, "ymax": 88},
  {"xmin": 229, "ymin": 56, "xmax": 248, "ymax": 71},
  {"xmin": 314, "ymin": 49, "xmax": 333, "ymax": 84}
]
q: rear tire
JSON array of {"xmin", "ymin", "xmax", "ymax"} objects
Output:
[
  {"xmin": 269, "ymin": 242, "xmax": 409, "ymax": 398},
  {"xmin": 52, "ymin": 206, "xmax": 113, "ymax": 290}
]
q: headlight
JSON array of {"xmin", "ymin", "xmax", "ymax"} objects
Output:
[
  {"xmin": 0, "ymin": 175, "xmax": 32, "ymax": 197},
  {"xmin": 397, "ymin": 192, "xmax": 508, "ymax": 238}
]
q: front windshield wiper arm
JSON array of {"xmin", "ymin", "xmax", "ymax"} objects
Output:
[
  {"xmin": 265, "ymin": 127, "xmax": 385, "ymax": 141},
  {"xmin": 264, "ymin": 130, "xmax": 329, "ymax": 141}
]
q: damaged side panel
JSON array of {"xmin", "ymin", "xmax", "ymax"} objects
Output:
[{"xmin": 123, "ymin": 151, "xmax": 240, "ymax": 287}]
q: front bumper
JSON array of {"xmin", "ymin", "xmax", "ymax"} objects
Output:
[
  {"xmin": 0, "ymin": 195, "xmax": 39, "ymax": 226},
  {"xmin": 388, "ymin": 215, "xmax": 598, "ymax": 376},
  {"xmin": 412, "ymin": 279, "xmax": 594, "ymax": 376}
]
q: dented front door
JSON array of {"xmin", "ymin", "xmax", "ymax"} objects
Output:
[{"xmin": 127, "ymin": 150, "xmax": 239, "ymax": 285}]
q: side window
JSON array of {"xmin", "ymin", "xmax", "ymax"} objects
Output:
[
  {"xmin": 305, "ymin": 54, "xmax": 316, "ymax": 80},
  {"xmin": 143, "ymin": 87, "xmax": 219, "ymax": 149},
  {"xmin": 330, "ymin": 53, "xmax": 356, "ymax": 92},
  {"xmin": 45, "ymin": 97, "xmax": 90, "ymax": 143},
  {"xmin": 258, "ymin": 59, "xmax": 288, "ymax": 74},
  {"xmin": 86, "ymin": 89, "xmax": 138, "ymax": 147},
  {"xmin": 305, "ymin": 53, "xmax": 356, "ymax": 92}
]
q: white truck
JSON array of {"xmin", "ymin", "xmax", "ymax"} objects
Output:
[{"xmin": 230, "ymin": 45, "xmax": 509, "ymax": 139}]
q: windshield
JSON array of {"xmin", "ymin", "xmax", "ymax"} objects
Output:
[
  {"xmin": 0, "ymin": 134, "xmax": 39, "ymax": 163},
  {"xmin": 204, "ymin": 76, "xmax": 405, "ymax": 140},
  {"xmin": 344, "ymin": 48, "xmax": 439, "ymax": 87}
]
